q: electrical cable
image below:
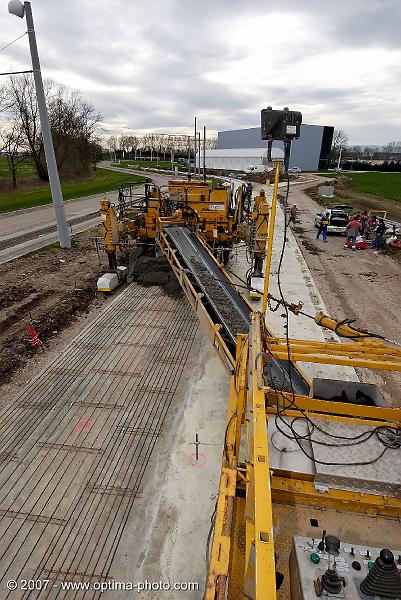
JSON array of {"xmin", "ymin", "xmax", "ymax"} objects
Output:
[
  {"xmin": 204, "ymin": 502, "xmax": 217, "ymax": 600},
  {"xmin": 0, "ymin": 31, "xmax": 27, "ymax": 54},
  {"xmin": 264, "ymin": 345, "xmax": 401, "ymax": 466},
  {"xmin": 263, "ymin": 156, "xmax": 401, "ymax": 467},
  {"xmin": 224, "ymin": 410, "xmax": 237, "ymax": 464}
]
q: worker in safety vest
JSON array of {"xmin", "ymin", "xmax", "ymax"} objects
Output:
[{"xmin": 316, "ymin": 213, "xmax": 329, "ymax": 242}]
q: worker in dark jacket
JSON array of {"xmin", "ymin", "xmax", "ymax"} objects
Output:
[
  {"xmin": 288, "ymin": 204, "xmax": 297, "ymax": 226},
  {"xmin": 372, "ymin": 219, "xmax": 387, "ymax": 251},
  {"xmin": 345, "ymin": 218, "xmax": 362, "ymax": 250},
  {"xmin": 316, "ymin": 213, "xmax": 329, "ymax": 242}
]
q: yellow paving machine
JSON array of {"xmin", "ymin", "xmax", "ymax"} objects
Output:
[{"xmin": 98, "ymin": 108, "xmax": 401, "ymax": 599}]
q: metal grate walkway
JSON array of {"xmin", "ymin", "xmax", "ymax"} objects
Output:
[{"xmin": 0, "ymin": 283, "xmax": 198, "ymax": 599}]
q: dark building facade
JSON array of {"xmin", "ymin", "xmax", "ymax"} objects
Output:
[{"xmin": 217, "ymin": 124, "xmax": 334, "ymax": 171}]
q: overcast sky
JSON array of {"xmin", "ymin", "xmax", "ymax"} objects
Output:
[{"xmin": 1, "ymin": 0, "xmax": 400, "ymax": 144}]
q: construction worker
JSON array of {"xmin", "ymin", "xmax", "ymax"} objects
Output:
[
  {"xmin": 372, "ymin": 218, "xmax": 387, "ymax": 251},
  {"xmin": 360, "ymin": 211, "xmax": 369, "ymax": 235},
  {"xmin": 316, "ymin": 212, "xmax": 329, "ymax": 242},
  {"xmin": 345, "ymin": 217, "xmax": 362, "ymax": 250},
  {"xmin": 288, "ymin": 204, "xmax": 297, "ymax": 226}
]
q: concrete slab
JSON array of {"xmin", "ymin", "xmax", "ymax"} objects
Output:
[
  {"xmin": 0, "ymin": 283, "xmax": 228, "ymax": 599},
  {"xmin": 105, "ymin": 338, "xmax": 229, "ymax": 599}
]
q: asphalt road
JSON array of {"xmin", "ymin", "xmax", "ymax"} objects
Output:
[
  {"xmin": 0, "ymin": 165, "xmax": 316, "ymax": 265},
  {"xmin": 0, "ymin": 165, "xmax": 171, "ymax": 264}
]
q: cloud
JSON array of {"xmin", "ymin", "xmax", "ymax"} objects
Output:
[{"xmin": 0, "ymin": 0, "xmax": 400, "ymax": 144}]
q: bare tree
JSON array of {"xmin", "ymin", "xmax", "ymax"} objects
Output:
[
  {"xmin": 330, "ymin": 129, "xmax": 349, "ymax": 163},
  {"xmin": 347, "ymin": 145, "xmax": 362, "ymax": 160},
  {"xmin": 0, "ymin": 121, "xmax": 28, "ymax": 190},
  {"xmin": 3, "ymin": 74, "xmax": 46, "ymax": 179},
  {"xmin": 108, "ymin": 136, "xmax": 118, "ymax": 151},
  {"xmin": 1, "ymin": 74, "xmax": 102, "ymax": 180},
  {"xmin": 383, "ymin": 141, "xmax": 401, "ymax": 155},
  {"xmin": 205, "ymin": 137, "xmax": 218, "ymax": 149}
]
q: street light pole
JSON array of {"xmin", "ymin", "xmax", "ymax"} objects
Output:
[
  {"xmin": 337, "ymin": 146, "xmax": 343, "ymax": 171},
  {"xmin": 8, "ymin": 0, "xmax": 71, "ymax": 248}
]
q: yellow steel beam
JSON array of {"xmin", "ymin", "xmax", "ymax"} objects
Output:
[
  {"xmin": 271, "ymin": 476, "xmax": 401, "ymax": 518},
  {"xmin": 233, "ymin": 335, "xmax": 248, "ymax": 461},
  {"xmin": 314, "ymin": 312, "xmax": 393, "ymax": 346},
  {"xmin": 273, "ymin": 338, "xmax": 401, "ymax": 354},
  {"xmin": 245, "ymin": 313, "xmax": 276, "ymax": 600},
  {"xmin": 204, "ymin": 467, "xmax": 237, "ymax": 600},
  {"xmin": 266, "ymin": 405, "xmax": 401, "ymax": 428},
  {"xmin": 205, "ymin": 340, "xmax": 248, "ymax": 599},
  {"xmin": 267, "ymin": 351, "xmax": 401, "ymax": 370},
  {"xmin": 265, "ymin": 392, "xmax": 401, "ymax": 424}
]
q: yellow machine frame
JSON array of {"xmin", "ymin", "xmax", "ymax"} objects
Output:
[
  {"xmin": 205, "ymin": 312, "xmax": 401, "ymax": 600},
  {"xmin": 155, "ymin": 166, "xmax": 401, "ymax": 600},
  {"xmin": 101, "ymin": 167, "xmax": 401, "ymax": 599},
  {"xmin": 167, "ymin": 179, "xmax": 238, "ymax": 247}
]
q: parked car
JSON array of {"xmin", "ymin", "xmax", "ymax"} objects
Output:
[
  {"xmin": 314, "ymin": 205, "xmax": 353, "ymax": 234},
  {"xmin": 288, "ymin": 167, "xmax": 302, "ymax": 173},
  {"xmin": 245, "ymin": 165, "xmax": 266, "ymax": 174}
]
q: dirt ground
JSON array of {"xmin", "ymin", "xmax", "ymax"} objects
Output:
[
  {"xmin": 0, "ymin": 229, "xmax": 110, "ymax": 389},
  {"xmin": 289, "ymin": 178, "xmax": 401, "ymax": 405}
]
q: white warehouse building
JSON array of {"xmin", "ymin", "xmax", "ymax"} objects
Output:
[{"xmin": 202, "ymin": 147, "xmax": 283, "ymax": 171}]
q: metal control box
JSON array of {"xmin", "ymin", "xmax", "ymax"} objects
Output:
[{"xmin": 289, "ymin": 535, "xmax": 401, "ymax": 599}]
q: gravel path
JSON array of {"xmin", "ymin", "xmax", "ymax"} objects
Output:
[{"xmin": 288, "ymin": 177, "xmax": 401, "ymax": 405}]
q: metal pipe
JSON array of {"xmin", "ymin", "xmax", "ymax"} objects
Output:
[
  {"xmin": 194, "ymin": 116, "xmax": 197, "ymax": 178},
  {"xmin": 203, "ymin": 126, "xmax": 206, "ymax": 181},
  {"xmin": 198, "ymin": 132, "xmax": 201, "ymax": 178},
  {"xmin": 262, "ymin": 161, "xmax": 281, "ymax": 317},
  {"xmin": 24, "ymin": 1, "xmax": 71, "ymax": 249}
]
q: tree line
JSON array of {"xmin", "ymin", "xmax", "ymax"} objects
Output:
[
  {"xmin": 0, "ymin": 74, "xmax": 102, "ymax": 189},
  {"xmin": 330, "ymin": 129, "xmax": 401, "ymax": 168},
  {"xmin": 106, "ymin": 133, "xmax": 218, "ymax": 162}
]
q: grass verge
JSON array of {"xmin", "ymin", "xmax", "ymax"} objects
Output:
[
  {"xmin": 112, "ymin": 160, "xmax": 184, "ymax": 170},
  {"xmin": 345, "ymin": 172, "xmax": 401, "ymax": 202},
  {"xmin": 0, "ymin": 168, "xmax": 149, "ymax": 213}
]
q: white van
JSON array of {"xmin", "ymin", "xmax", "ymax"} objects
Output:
[{"xmin": 245, "ymin": 165, "xmax": 265, "ymax": 174}]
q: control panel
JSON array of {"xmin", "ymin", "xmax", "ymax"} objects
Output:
[{"xmin": 290, "ymin": 534, "xmax": 401, "ymax": 599}]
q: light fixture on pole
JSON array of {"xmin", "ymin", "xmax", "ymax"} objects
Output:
[{"xmin": 8, "ymin": 0, "xmax": 71, "ymax": 249}]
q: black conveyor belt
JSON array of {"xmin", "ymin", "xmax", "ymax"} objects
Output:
[{"xmin": 165, "ymin": 225, "xmax": 309, "ymax": 396}]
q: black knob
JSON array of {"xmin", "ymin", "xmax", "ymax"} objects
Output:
[
  {"xmin": 352, "ymin": 561, "xmax": 361, "ymax": 571},
  {"xmin": 318, "ymin": 530, "xmax": 326, "ymax": 551},
  {"xmin": 380, "ymin": 549, "xmax": 394, "ymax": 564}
]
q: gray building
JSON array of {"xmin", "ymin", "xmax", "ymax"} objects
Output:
[{"xmin": 217, "ymin": 124, "xmax": 333, "ymax": 171}]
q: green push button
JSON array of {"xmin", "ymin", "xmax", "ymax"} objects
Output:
[
  {"xmin": 367, "ymin": 561, "xmax": 374, "ymax": 570},
  {"xmin": 310, "ymin": 553, "xmax": 320, "ymax": 564}
]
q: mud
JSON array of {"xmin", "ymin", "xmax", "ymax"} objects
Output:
[
  {"xmin": 0, "ymin": 284, "xmax": 37, "ymax": 309},
  {"xmin": 300, "ymin": 239, "xmax": 324, "ymax": 254},
  {"xmin": 0, "ymin": 230, "xmax": 107, "ymax": 387}
]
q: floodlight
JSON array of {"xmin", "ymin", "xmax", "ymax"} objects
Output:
[{"xmin": 8, "ymin": 0, "xmax": 25, "ymax": 18}]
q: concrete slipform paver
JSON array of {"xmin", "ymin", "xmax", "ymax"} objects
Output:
[{"xmin": 0, "ymin": 178, "xmax": 361, "ymax": 599}]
